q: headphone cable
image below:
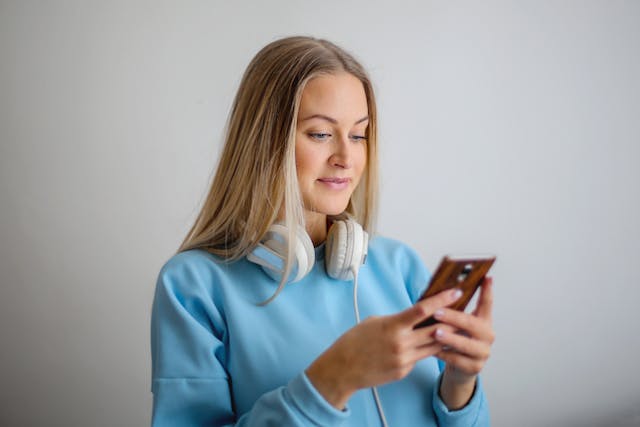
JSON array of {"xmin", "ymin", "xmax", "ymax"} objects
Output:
[{"xmin": 351, "ymin": 267, "xmax": 390, "ymax": 427}]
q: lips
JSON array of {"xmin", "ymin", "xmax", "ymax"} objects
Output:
[
  {"xmin": 317, "ymin": 177, "xmax": 351, "ymax": 190},
  {"xmin": 318, "ymin": 177, "xmax": 350, "ymax": 183}
]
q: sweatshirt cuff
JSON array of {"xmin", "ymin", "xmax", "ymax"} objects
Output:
[
  {"xmin": 432, "ymin": 373, "xmax": 486, "ymax": 426},
  {"xmin": 286, "ymin": 372, "xmax": 350, "ymax": 426}
]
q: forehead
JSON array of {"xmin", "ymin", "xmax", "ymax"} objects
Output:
[{"xmin": 298, "ymin": 73, "xmax": 368, "ymax": 120}]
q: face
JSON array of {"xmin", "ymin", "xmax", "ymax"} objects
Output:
[{"xmin": 295, "ymin": 72, "xmax": 368, "ymax": 223}]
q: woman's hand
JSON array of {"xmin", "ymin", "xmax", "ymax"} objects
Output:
[
  {"xmin": 433, "ymin": 277, "xmax": 495, "ymax": 409},
  {"xmin": 306, "ymin": 288, "xmax": 463, "ymax": 409}
]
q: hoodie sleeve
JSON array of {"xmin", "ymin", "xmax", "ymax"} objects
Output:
[{"xmin": 431, "ymin": 359, "xmax": 490, "ymax": 426}]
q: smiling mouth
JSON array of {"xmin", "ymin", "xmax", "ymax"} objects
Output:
[
  {"xmin": 318, "ymin": 177, "xmax": 350, "ymax": 184},
  {"xmin": 317, "ymin": 177, "xmax": 351, "ymax": 190}
]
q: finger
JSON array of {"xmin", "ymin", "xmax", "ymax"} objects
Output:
[
  {"xmin": 437, "ymin": 350, "xmax": 486, "ymax": 376},
  {"xmin": 433, "ymin": 308, "xmax": 495, "ymax": 343},
  {"xmin": 474, "ymin": 277, "xmax": 494, "ymax": 320},
  {"xmin": 434, "ymin": 327, "xmax": 491, "ymax": 361},
  {"xmin": 393, "ymin": 288, "xmax": 463, "ymax": 328},
  {"xmin": 407, "ymin": 323, "xmax": 456, "ymax": 348},
  {"xmin": 411, "ymin": 342, "xmax": 444, "ymax": 362}
]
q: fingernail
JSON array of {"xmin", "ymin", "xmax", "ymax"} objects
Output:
[
  {"xmin": 452, "ymin": 289, "xmax": 463, "ymax": 300},
  {"xmin": 435, "ymin": 328, "xmax": 445, "ymax": 339},
  {"xmin": 434, "ymin": 309, "xmax": 445, "ymax": 319}
]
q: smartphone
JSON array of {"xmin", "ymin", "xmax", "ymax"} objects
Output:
[{"xmin": 414, "ymin": 254, "xmax": 496, "ymax": 329}]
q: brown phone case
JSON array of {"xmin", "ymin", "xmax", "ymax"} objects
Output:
[{"xmin": 414, "ymin": 255, "xmax": 496, "ymax": 329}]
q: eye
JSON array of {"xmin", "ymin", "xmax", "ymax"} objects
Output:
[
  {"xmin": 308, "ymin": 132, "xmax": 331, "ymax": 141},
  {"xmin": 350, "ymin": 135, "xmax": 367, "ymax": 142}
]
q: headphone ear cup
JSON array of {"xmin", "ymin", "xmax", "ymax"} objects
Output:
[
  {"xmin": 326, "ymin": 219, "xmax": 368, "ymax": 280},
  {"xmin": 292, "ymin": 225, "xmax": 315, "ymax": 281},
  {"xmin": 247, "ymin": 223, "xmax": 315, "ymax": 282},
  {"xmin": 326, "ymin": 220, "xmax": 349, "ymax": 280}
]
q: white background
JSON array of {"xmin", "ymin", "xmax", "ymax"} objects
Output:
[{"xmin": 1, "ymin": 1, "xmax": 639, "ymax": 426}]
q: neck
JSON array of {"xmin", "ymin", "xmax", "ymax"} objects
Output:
[{"xmin": 305, "ymin": 212, "xmax": 328, "ymax": 246}]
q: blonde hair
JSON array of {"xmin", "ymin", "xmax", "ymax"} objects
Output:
[{"xmin": 179, "ymin": 36, "xmax": 379, "ymax": 296}]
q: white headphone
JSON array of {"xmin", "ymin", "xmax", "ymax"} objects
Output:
[{"xmin": 247, "ymin": 216, "xmax": 369, "ymax": 283}]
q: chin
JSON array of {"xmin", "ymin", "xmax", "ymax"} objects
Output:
[
  {"xmin": 321, "ymin": 202, "xmax": 351, "ymax": 216},
  {"xmin": 307, "ymin": 199, "xmax": 351, "ymax": 217}
]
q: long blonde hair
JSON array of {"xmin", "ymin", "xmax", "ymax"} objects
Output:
[{"xmin": 179, "ymin": 36, "xmax": 379, "ymax": 290}]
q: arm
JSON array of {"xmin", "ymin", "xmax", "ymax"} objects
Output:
[
  {"xmin": 398, "ymin": 244, "xmax": 492, "ymax": 426},
  {"xmin": 303, "ymin": 285, "xmax": 491, "ymax": 427},
  {"xmin": 302, "ymin": 241, "xmax": 491, "ymax": 425},
  {"xmin": 431, "ymin": 277, "xmax": 495, "ymax": 426},
  {"xmin": 150, "ymin": 258, "xmax": 234, "ymax": 426},
  {"xmin": 305, "ymin": 288, "xmax": 462, "ymax": 409},
  {"xmin": 431, "ymin": 360, "xmax": 490, "ymax": 427},
  {"xmin": 150, "ymin": 255, "xmax": 350, "ymax": 427}
]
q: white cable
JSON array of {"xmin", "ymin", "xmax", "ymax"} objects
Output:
[
  {"xmin": 352, "ymin": 266, "xmax": 361, "ymax": 324},
  {"xmin": 352, "ymin": 267, "xmax": 389, "ymax": 427}
]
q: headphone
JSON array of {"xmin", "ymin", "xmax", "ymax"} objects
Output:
[{"xmin": 246, "ymin": 216, "xmax": 369, "ymax": 283}]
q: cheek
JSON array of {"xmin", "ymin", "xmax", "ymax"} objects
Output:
[
  {"xmin": 294, "ymin": 140, "xmax": 305, "ymax": 170},
  {"xmin": 294, "ymin": 146, "xmax": 315, "ymax": 179},
  {"xmin": 295, "ymin": 138, "xmax": 326, "ymax": 171},
  {"xmin": 294, "ymin": 151, "xmax": 306, "ymax": 172},
  {"xmin": 355, "ymin": 146, "xmax": 367, "ymax": 175}
]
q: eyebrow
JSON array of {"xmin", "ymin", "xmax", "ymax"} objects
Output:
[{"xmin": 300, "ymin": 114, "xmax": 369, "ymax": 125}]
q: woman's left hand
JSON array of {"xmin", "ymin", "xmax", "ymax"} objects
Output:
[{"xmin": 432, "ymin": 277, "xmax": 495, "ymax": 409}]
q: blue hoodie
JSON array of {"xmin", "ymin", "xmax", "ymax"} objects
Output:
[{"xmin": 151, "ymin": 236, "xmax": 489, "ymax": 426}]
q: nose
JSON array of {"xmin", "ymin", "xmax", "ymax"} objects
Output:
[{"xmin": 329, "ymin": 133, "xmax": 353, "ymax": 169}]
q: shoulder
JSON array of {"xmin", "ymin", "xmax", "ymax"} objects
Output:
[
  {"xmin": 155, "ymin": 249, "xmax": 232, "ymax": 301},
  {"xmin": 159, "ymin": 249, "xmax": 220, "ymax": 277},
  {"xmin": 151, "ymin": 250, "xmax": 231, "ymax": 368},
  {"xmin": 159, "ymin": 249, "xmax": 220, "ymax": 283},
  {"xmin": 155, "ymin": 249, "xmax": 270, "ymax": 305}
]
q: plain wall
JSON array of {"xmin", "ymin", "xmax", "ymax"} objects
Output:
[{"xmin": 1, "ymin": 1, "xmax": 639, "ymax": 426}]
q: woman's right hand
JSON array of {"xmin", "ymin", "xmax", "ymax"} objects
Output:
[{"xmin": 305, "ymin": 288, "xmax": 462, "ymax": 409}]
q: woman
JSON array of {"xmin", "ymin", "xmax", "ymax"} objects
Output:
[{"xmin": 151, "ymin": 36, "xmax": 494, "ymax": 426}]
